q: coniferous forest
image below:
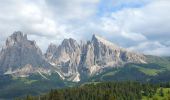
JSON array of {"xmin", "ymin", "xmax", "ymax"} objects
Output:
[{"xmin": 19, "ymin": 81, "xmax": 170, "ymax": 100}]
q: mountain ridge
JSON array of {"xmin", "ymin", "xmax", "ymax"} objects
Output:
[
  {"xmin": 0, "ymin": 32, "xmax": 170, "ymax": 99},
  {"xmin": 0, "ymin": 31, "xmax": 146, "ymax": 82}
]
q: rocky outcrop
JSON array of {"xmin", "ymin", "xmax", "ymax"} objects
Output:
[
  {"xmin": 45, "ymin": 43, "xmax": 58, "ymax": 62},
  {"xmin": 0, "ymin": 31, "xmax": 52, "ymax": 76},
  {"xmin": 46, "ymin": 38, "xmax": 81, "ymax": 82},
  {"xmin": 79, "ymin": 35, "xmax": 146, "ymax": 76}
]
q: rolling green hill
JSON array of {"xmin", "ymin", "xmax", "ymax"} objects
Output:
[
  {"xmin": 88, "ymin": 56, "xmax": 170, "ymax": 83},
  {"xmin": 0, "ymin": 73, "xmax": 75, "ymax": 99}
]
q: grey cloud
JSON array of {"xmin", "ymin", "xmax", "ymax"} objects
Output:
[
  {"xmin": 45, "ymin": 0, "xmax": 99, "ymax": 21},
  {"xmin": 126, "ymin": 0, "xmax": 170, "ymax": 41}
]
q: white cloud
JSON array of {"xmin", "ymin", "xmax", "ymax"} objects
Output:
[
  {"xmin": 89, "ymin": 0, "xmax": 170, "ymax": 56},
  {"xmin": 128, "ymin": 41, "xmax": 164, "ymax": 51},
  {"xmin": 0, "ymin": 0, "xmax": 169, "ymax": 56},
  {"xmin": 0, "ymin": 0, "xmax": 98, "ymax": 51},
  {"xmin": 121, "ymin": 31, "xmax": 147, "ymax": 41},
  {"xmin": 146, "ymin": 47, "xmax": 170, "ymax": 56},
  {"xmin": 128, "ymin": 41, "xmax": 170, "ymax": 56},
  {"xmin": 101, "ymin": 0, "xmax": 170, "ymax": 40}
]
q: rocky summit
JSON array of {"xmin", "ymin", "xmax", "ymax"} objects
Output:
[
  {"xmin": 0, "ymin": 32, "xmax": 146, "ymax": 82},
  {"xmin": 0, "ymin": 31, "xmax": 51, "ymax": 77}
]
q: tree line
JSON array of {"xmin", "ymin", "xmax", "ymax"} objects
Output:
[{"xmin": 18, "ymin": 81, "xmax": 170, "ymax": 100}]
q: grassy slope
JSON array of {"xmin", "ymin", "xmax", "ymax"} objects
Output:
[
  {"xmin": 88, "ymin": 56, "xmax": 170, "ymax": 83},
  {"xmin": 0, "ymin": 73, "xmax": 76, "ymax": 99},
  {"xmin": 81, "ymin": 56, "xmax": 170, "ymax": 83},
  {"xmin": 0, "ymin": 56, "xmax": 170, "ymax": 99},
  {"xmin": 146, "ymin": 55, "xmax": 170, "ymax": 70}
]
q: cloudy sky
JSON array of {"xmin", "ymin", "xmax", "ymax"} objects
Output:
[{"xmin": 0, "ymin": 0, "xmax": 170, "ymax": 56}]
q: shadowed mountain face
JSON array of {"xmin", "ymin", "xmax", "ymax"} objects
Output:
[
  {"xmin": 0, "ymin": 31, "xmax": 52, "ymax": 76},
  {"xmin": 0, "ymin": 31, "xmax": 146, "ymax": 81}
]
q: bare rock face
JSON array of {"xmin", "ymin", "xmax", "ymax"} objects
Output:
[
  {"xmin": 47, "ymin": 38, "xmax": 81, "ymax": 82},
  {"xmin": 46, "ymin": 34, "xmax": 146, "ymax": 81},
  {"xmin": 79, "ymin": 35, "xmax": 146, "ymax": 76},
  {"xmin": 0, "ymin": 31, "xmax": 51, "ymax": 76},
  {"xmin": 45, "ymin": 43, "xmax": 58, "ymax": 61},
  {"xmin": 92, "ymin": 34, "xmax": 146, "ymax": 64},
  {"xmin": 79, "ymin": 41, "xmax": 96, "ymax": 75}
]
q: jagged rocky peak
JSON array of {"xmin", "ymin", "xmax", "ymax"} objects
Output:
[
  {"xmin": 46, "ymin": 38, "xmax": 80, "ymax": 63},
  {"xmin": 91, "ymin": 34, "xmax": 120, "ymax": 49},
  {"xmin": 6, "ymin": 31, "xmax": 27, "ymax": 46},
  {"xmin": 45, "ymin": 43, "xmax": 58, "ymax": 60},
  {"xmin": 0, "ymin": 31, "xmax": 52, "ymax": 76},
  {"xmin": 91, "ymin": 34, "xmax": 121, "ymax": 60},
  {"xmin": 5, "ymin": 31, "xmax": 41, "ymax": 53},
  {"xmin": 62, "ymin": 38, "xmax": 76, "ymax": 44},
  {"xmin": 61, "ymin": 38, "xmax": 80, "ymax": 52},
  {"xmin": 91, "ymin": 34, "xmax": 100, "ymax": 42},
  {"xmin": 46, "ymin": 43, "xmax": 58, "ymax": 54},
  {"xmin": 10, "ymin": 31, "xmax": 27, "ymax": 41},
  {"xmin": 47, "ymin": 38, "xmax": 81, "ymax": 82},
  {"xmin": 79, "ymin": 34, "xmax": 146, "ymax": 76}
]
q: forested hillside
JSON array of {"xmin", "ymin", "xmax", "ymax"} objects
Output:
[{"xmin": 20, "ymin": 81, "xmax": 170, "ymax": 100}]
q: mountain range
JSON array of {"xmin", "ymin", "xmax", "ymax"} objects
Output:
[
  {"xmin": 0, "ymin": 31, "xmax": 170, "ymax": 99},
  {"xmin": 0, "ymin": 31, "xmax": 145, "ymax": 82}
]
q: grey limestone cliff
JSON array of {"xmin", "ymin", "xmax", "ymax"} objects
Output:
[
  {"xmin": 0, "ymin": 31, "xmax": 51, "ymax": 76},
  {"xmin": 46, "ymin": 34, "xmax": 146, "ymax": 81}
]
